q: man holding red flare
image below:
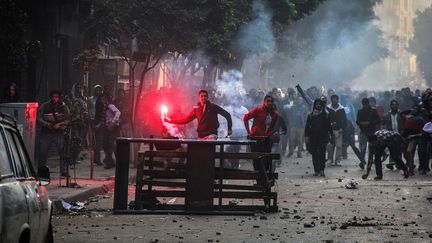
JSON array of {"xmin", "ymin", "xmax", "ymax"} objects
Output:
[{"xmin": 164, "ymin": 89, "xmax": 232, "ymax": 139}]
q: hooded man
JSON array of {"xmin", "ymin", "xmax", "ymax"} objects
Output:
[{"xmin": 64, "ymin": 83, "xmax": 89, "ymax": 163}]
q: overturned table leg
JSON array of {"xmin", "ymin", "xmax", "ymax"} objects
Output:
[{"xmin": 186, "ymin": 143, "xmax": 215, "ymax": 211}]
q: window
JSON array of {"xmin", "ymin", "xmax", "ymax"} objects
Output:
[
  {"xmin": 12, "ymin": 132, "xmax": 33, "ymax": 178},
  {"xmin": 4, "ymin": 129, "xmax": 25, "ymax": 178},
  {"xmin": 0, "ymin": 130, "xmax": 13, "ymax": 177}
]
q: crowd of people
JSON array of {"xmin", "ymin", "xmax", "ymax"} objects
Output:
[
  {"xmin": 1, "ymin": 81, "xmax": 431, "ymax": 181},
  {"xmin": 239, "ymin": 85, "xmax": 432, "ymax": 179},
  {"xmin": 9, "ymin": 83, "xmax": 130, "ymax": 177}
]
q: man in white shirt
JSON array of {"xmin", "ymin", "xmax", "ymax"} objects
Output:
[{"xmin": 381, "ymin": 100, "xmax": 404, "ymax": 170}]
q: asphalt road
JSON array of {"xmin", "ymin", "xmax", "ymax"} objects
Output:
[{"xmin": 52, "ymin": 151, "xmax": 432, "ymax": 243}]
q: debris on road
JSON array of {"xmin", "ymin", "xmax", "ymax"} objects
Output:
[{"xmin": 345, "ymin": 180, "xmax": 358, "ymax": 189}]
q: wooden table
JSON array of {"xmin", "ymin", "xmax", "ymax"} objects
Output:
[{"xmin": 113, "ymin": 137, "xmax": 255, "ymax": 211}]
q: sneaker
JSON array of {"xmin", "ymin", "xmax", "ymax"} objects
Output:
[
  {"xmin": 359, "ymin": 162, "xmax": 365, "ymax": 170},
  {"xmin": 334, "ymin": 161, "xmax": 341, "ymax": 167},
  {"xmin": 319, "ymin": 171, "xmax": 325, "ymax": 177},
  {"xmin": 104, "ymin": 164, "xmax": 115, "ymax": 169},
  {"xmin": 403, "ymin": 169, "xmax": 410, "ymax": 178},
  {"xmin": 419, "ymin": 170, "xmax": 427, "ymax": 175},
  {"xmin": 287, "ymin": 152, "xmax": 293, "ymax": 158},
  {"xmin": 313, "ymin": 172, "xmax": 319, "ymax": 176},
  {"xmin": 386, "ymin": 164, "xmax": 394, "ymax": 170},
  {"xmin": 297, "ymin": 154, "xmax": 302, "ymax": 158},
  {"xmin": 374, "ymin": 176, "xmax": 383, "ymax": 180},
  {"xmin": 326, "ymin": 160, "xmax": 334, "ymax": 166},
  {"xmin": 95, "ymin": 161, "xmax": 103, "ymax": 166}
]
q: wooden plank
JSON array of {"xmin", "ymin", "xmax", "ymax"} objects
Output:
[
  {"xmin": 213, "ymin": 191, "xmax": 277, "ymax": 199},
  {"xmin": 143, "ymin": 170, "xmax": 186, "ymax": 178},
  {"xmin": 141, "ymin": 151, "xmax": 280, "ymax": 160},
  {"xmin": 142, "ymin": 169, "xmax": 278, "ymax": 180},
  {"xmin": 213, "ymin": 184, "xmax": 264, "ymax": 191},
  {"xmin": 144, "ymin": 190, "xmax": 186, "ymax": 197},
  {"xmin": 216, "ymin": 152, "xmax": 280, "ymax": 160},
  {"xmin": 114, "ymin": 209, "xmax": 257, "ymax": 216},
  {"xmin": 142, "ymin": 151, "xmax": 187, "ymax": 158},
  {"xmin": 215, "ymin": 170, "xmax": 278, "ymax": 180},
  {"xmin": 142, "ymin": 160, "xmax": 186, "ymax": 169},
  {"xmin": 142, "ymin": 180, "xmax": 186, "ymax": 188},
  {"xmin": 140, "ymin": 190, "xmax": 276, "ymax": 199}
]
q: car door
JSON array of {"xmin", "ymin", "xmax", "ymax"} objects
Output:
[
  {"xmin": 9, "ymin": 129, "xmax": 50, "ymax": 243},
  {"xmin": 4, "ymin": 127, "xmax": 42, "ymax": 242},
  {"xmin": 0, "ymin": 126, "xmax": 29, "ymax": 243}
]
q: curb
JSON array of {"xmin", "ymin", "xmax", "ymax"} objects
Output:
[{"xmin": 51, "ymin": 180, "xmax": 115, "ymax": 214}]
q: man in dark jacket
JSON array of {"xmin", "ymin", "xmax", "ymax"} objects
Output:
[
  {"xmin": 37, "ymin": 90, "xmax": 70, "ymax": 177},
  {"xmin": 165, "ymin": 90, "xmax": 232, "ymax": 139},
  {"xmin": 305, "ymin": 99, "xmax": 334, "ymax": 177},
  {"xmin": 326, "ymin": 95, "xmax": 347, "ymax": 166},
  {"xmin": 356, "ymin": 98, "xmax": 381, "ymax": 168}
]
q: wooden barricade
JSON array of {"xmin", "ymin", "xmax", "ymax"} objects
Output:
[{"xmin": 133, "ymin": 149, "xmax": 279, "ymax": 214}]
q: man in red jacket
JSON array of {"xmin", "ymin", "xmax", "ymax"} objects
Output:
[
  {"xmin": 164, "ymin": 90, "xmax": 232, "ymax": 139},
  {"xmin": 243, "ymin": 95, "xmax": 281, "ymax": 174}
]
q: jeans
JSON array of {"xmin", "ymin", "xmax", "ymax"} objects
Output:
[
  {"xmin": 280, "ymin": 133, "xmax": 288, "ymax": 155},
  {"xmin": 250, "ymin": 137, "xmax": 273, "ymax": 173},
  {"xmin": 418, "ymin": 137, "xmax": 430, "ymax": 171},
  {"xmin": 374, "ymin": 143, "xmax": 407, "ymax": 177},
  {"xmin": 405, "ymin": 138, "xmax": 418, "ymax": 172},
  {"xmin": 327, "ymin": 129, "xmax": 343, "ymax": 163},
  {"xmin": 289, "ymin": 127, "xmax": 305, "ymax": 156},
  {"xmin": 70, "ymin": 120, "xmax": 86, "ymax": 161},
  {"xmin": 95, "ymin": 126, "xmax": 119, "ymax": 165},
  {"xmin": 310, "ymin": 142, "xmax": 327, "ymax": 173},
  {"xmin": 359, "ymin": 131, "xmax": 368, "ymax": 162},
  {"xmin": 38, "ymin": 131, "xmax": 67, "ymax": 174}
]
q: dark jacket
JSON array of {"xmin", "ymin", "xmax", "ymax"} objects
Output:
[
  {"xmin": 382, "ymin": 111, "xmax": 404, "ymax": 134},
  {"xmin": 305, "ymin": 111, "xmax": 333, "ymax": 145},
  {"xmin": 170, "ymin": 101, "xmax": 232, "ymax": 138},
  {"xmin": 37, "ymin": 100, "xmax": 70, "ymax": 133},
  {"xmin": 356, "ymin": 107, "xmax": 380, "ymax": 135},
  {"xmin": 327, "ymin": 103, "xmax": 347, "ymax": 130}
]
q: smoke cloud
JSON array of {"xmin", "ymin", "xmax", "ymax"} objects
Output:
[
  {"xmin": 215, "ymin": 70, "xmax": 249, "ymax": 138},
  {"xmin": 235, "ymin": 0, "xmax": 276, "ymax": 62},
  {"xmin": 268, "ymin": 0, "xmax": 387, "ymax": 90}
]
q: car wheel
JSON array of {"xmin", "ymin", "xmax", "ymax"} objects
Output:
[{"xmin": 45, "ymin": 223, "xmax": 54, "ymax": 243}]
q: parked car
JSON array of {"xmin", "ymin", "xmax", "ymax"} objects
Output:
[{"xmin": 0, "ymin": 113, "xmax": 53, "ymax": 243}]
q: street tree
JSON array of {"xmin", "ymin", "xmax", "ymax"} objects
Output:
[{"xmin": 85, "ymin": 0, "xmax": 204, "ymax": 130}]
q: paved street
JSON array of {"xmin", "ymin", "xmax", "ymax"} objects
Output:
[{"xmin": 50, "ymin": 150, "xmax": 432, "ymax": 243}]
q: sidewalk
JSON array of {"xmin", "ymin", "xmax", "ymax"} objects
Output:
[{"xmin": 44, "ymin": 150, "xmax": 136, "ymax": 213}]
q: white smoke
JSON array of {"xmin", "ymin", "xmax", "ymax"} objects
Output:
[
  {"xmin": 236, "ymin": 0, "xmax": 276, "ymax": 62},
  {"xmin": 215, "ymin": 70, "xmax": 249, "ymax": 138}
]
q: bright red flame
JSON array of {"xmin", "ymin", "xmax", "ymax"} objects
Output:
[{"xmin": 161, "ymin": 105, "xmax": 168, "ymax": 118}]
